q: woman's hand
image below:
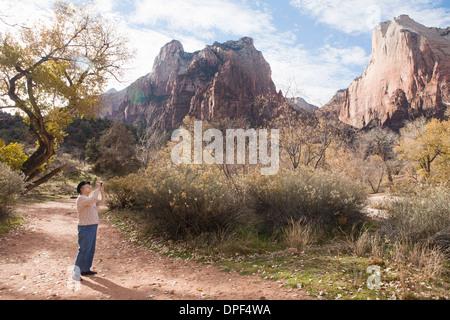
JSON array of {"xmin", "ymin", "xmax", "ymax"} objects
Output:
[{"xmin": 96, "ymin": 181, "xmax": 104, "ymax": 192}]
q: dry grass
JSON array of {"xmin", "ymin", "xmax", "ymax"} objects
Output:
[
  {"xmin": 282, "ymin": 218, "xmax": 320, "ymax": 250},
  {"xmin": 390, "ymin": 240, "xmax": 446, "ymax": 279},
  {"xmin": 339, "ymin": 223, "xmax": 372, "ymax": 257}
]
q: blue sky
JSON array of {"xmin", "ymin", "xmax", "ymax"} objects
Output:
[{"xmin": 1, "ymin": 0, "xmax": 450, "ymax": 105}]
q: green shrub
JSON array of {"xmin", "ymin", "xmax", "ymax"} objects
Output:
[
  {"xmin": 106, "ymin": 164, "xmax": 246, "ymax": 240},
  {"xmin": 242, "ymin": 167, "xmax": 368, "ymax": 232},
  {"xmin": 106, "ymin": 173, "xmax": 147, "ymax": 209},
  {"xmin": 0, "ymin": 163, "xmax": 26, "ymax": 218}
]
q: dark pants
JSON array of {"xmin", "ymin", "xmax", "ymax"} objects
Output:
[{"xmin": 74, "ymin": 224, "xmax": 98, "ymax": 272}]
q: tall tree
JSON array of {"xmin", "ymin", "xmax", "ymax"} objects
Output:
[
  {"xmin": 0, "ymin": 1, "xmax": 132, "ymax": 191},
  {"xmin": 395, "ymin": 117, "xmax": 449, "ymax": 181},
  {"xmin": 275, "ymin": 103, "xmax": 341, "ymax": 170},
  {"xmin": 358, "ymin": 126, "xmax": 399, "ymax": 182}
]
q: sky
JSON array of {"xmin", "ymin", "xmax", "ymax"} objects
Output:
[{"xmin": 1, "ymin": 0, "xmax": 450, "ymax": 106}]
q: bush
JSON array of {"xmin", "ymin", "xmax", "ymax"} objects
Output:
[
  {"xmin": 342, "ymin": 183, "xmax": 450, "ymax": 278},
  {"xmin": 0, "ymin": 139, "xmax": 28, "ymax": 171},
  {"xmin": 0, "ymin": 163, "xmax": 26, "ymax": 218},
  {"xmin": 385, "ymin": 183, "xmax": 450, "ymax": 246},
  {"xmin": 107, "ymin": 164, "xmax": 369, "ymax": 242},
  {"xmin": 106, "ymin": 164, "xmax": 247, "ymax": 240},
  {"xmin": 242, "ymin": 167, "xmax": 368, "ymax": 232}
]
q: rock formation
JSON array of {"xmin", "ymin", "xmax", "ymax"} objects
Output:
[
  {"xmin": 102, "ymin": 37, "xmax": 283, "ymax": 131},
  {"xmin": 336, "ymin": 15, "xmax": 450, "ymax": 130},
  {"xmin": 315, "ymin": 89, "xmax": 346, "ymax": 120},
  {"xmin": 289, "ymin": 97, "xmax": 318, "ymax": 114}
]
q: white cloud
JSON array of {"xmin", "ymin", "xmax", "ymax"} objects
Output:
[
  {"xmin": 260, "ymin": 40, "xmax": 363, "ymax": 105},
  {"xmin": 130, "ymin": 0, "xmax": 275, "ymax": 40},
  {"xmin": 93, "ymin": 0, "xmax": 116, "ymax": 13},
  {"xmin": 320, "ymin": 45, "xmax": 370, "ymax": 66},
  {"xmin": 105, "ymin": 0, "xmax": 280, "ymax": 90},
  {"xmin": 0, "ymin": 0, "xmax": 53, "ymax": 32},
  {"xmin": 113, "ymin": 27, "xmax": 172, "ymax": 88},
  {"xmin": 290, "ymin": 0, "xmax": 450, "ymax": 34}
]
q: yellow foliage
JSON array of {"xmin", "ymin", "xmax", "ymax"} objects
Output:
[
  {"xmin": 395, "ymin": 118, "xmax": 449, "ymax": 182},
  {"xmin": 0, "ymin": 139, "xmax": 28, "ymax": 171}
]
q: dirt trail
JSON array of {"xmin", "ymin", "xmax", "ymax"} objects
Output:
[{"xmin": 0, "ymin": 199, "xmax": 308, "ymax": 300}]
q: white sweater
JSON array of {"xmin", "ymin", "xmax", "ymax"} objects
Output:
[{"xmin": 76, "ymin": 189, "xmax": 104, "ymax": 226}]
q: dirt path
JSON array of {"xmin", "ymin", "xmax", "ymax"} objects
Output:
[{"xmin": 0, "ymin": 199, "xmax": 308, "ymax": 300}]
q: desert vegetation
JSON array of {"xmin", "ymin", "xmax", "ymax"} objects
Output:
[
  {"xmin": 1, "ymin": 103, "xmax": 449, "ymax": 300},
  {"xmin": 0, "ymin": 1, "xmax": 448, "ymax": 300}
]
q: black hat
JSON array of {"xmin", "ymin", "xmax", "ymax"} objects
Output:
[{"xmin": 77, "ymin": 181, "xmax": 90, "ymax": 194}]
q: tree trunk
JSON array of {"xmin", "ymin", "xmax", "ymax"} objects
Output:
[
  {"xmin": 385, "ymin": 163, "xmax": 393, "ymax": 183},
  {"xmin": 21, "ymin": 138, "xmax": 56, "ymax": 181},
  {"xmin": 24, "ymin": 164, "xmax": 68, "ymax": 193},
  {"xmin": 19, "ymin": 114, "xmax": 61, "ymax": 193}
]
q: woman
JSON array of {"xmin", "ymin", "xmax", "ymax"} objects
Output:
[{"xmin": 73, "ymin": 180, "xmax": 105, "ymax": 281}]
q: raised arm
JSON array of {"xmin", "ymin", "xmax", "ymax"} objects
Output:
[
  {"xmin": 79, "ymin": 189, "xmax": 100, "ymax": 207},
  {"xmin": 96, "ymin": 184, "xmax": 105, "ymax": 206}
]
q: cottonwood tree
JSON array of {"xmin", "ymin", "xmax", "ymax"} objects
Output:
[
  {"xmin": 136, "ymin": 128, "xmax": 168, "ymax": 167},
  {"xmin": 0, "ymin": 1, "xmax": 132, "ymax": 191},
  {"xmin": 361, "ymin": 155, "xmax": 386, "ymax": 193},
  {"xmin": 395, "ymin": 117, "xmax": 449, "ymax": 182}
]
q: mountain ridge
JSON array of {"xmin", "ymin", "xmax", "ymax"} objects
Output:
[{"xmin": 102, "ymin": 37, "xmax": 283, "ymax": 131}]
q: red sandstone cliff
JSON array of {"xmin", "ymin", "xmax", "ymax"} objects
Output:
[
  {"xmin": 102, "ymin": 37, "xmax": 282, "ymax": 131},
  {"xmin": 337, "ymin": 15, "xmax": 450, "ymax": 130}
]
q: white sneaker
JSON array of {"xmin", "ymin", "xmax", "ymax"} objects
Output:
[{"xmin": 72, "ymin": 273, "xmax": 82, "ymax": 281}]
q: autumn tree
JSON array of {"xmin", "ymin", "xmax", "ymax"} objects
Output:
[
  {"xmin": 358, "ymin": 126, "xmax": 399, "ymax": 182},
  {"xmin": 361, "ymin": 155, "xmax": 386, "ymax": 193},
  {"xmin": 274, "ymin": 103, "xmax": 341, "ymax": 170},
  {"xmin": 136, "ymin": 128, "xmax": 168, "ymax": 167},
  {"xmin": 0, "ymin": 1, "xmax": 132, "ymax": 191},
  {"xmin": 395, "ymin": 117, "xmax": 449, "ymax": 182}
]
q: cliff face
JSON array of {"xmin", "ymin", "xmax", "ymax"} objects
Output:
[
  {"xmin": 102, "ymin": 37, "xmax": 282, "ymax": 131},
  {"xmin": 289, "ymin": 97, "xmax": 318, "ymax": 114},
  {"xmin": 316, "ymin": 89, "xmax": 346, "ymax": 120},
  {"xmin": 337, "ymin": 15, "xmax": 450, "ymax": 130}
]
